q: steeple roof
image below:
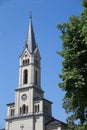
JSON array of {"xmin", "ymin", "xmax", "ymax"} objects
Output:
[{"xmin": 26, "ymin": 15, "xmax": 37, "ymax": 53}]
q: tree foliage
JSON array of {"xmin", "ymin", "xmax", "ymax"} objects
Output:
[
  {"xmin": 58, "ymin": 0, "xmax": 87, "ymax": 126},
  {"xmin": 67, "ymin": 121, "xmax": 87, "ymax": 130}
]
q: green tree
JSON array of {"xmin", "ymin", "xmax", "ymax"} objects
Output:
[
  {"xmin": 67, "ymin": 121, "xmax": 87, "ymax": 130},
  {"xmin": 58, "ymin": 0, "xmax": 87, "ymax": 126}
]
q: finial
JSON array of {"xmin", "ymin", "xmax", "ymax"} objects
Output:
[{"xmin": 30, "ymin": 11, "xmax": 32, "ymax": 19}]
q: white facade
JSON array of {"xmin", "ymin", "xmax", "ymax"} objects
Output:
[{"xmin": 5, "ymin": 16, "xmax": 67, "ymax": 130}]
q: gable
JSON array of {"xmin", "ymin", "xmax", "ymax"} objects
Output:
[{"xmin": 20, "ymin": 47, "xmax": 30, "ymax": 59}]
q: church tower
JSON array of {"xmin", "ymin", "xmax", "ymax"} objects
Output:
[
  {"xmin": 5, "ymin": 16, "xmax": 67, "ymax": 130},
  {"xmin": 5, "ymin": 16, "xmax": 52, "ymax": 130}
]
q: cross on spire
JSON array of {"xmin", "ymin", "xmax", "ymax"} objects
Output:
[{"xmin": 30, "ymin": 11, "xmax": 32, "ymax": 19}]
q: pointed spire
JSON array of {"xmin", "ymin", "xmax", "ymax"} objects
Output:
[{"xmin": 26, "ymin": 13, "xmax": 37, "ymax": 53}]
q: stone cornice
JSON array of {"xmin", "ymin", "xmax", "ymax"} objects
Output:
[
  {"xmin": 19, "ymin": 63, "xmax": 41, "ymax": 69},
  {"xmin": 15, "ymin": 86, "xmax": 44, "ymax": 93},
  {"xmin": 5, "ymin": 113, "xmax": 44, "ymax": 121}
]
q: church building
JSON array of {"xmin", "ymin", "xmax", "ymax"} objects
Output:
[{"xmin": 5, "ymin": 16, "xmax": 67, "ymax": 130}]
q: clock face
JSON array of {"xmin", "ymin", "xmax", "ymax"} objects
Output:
[{"xmin": 21, "ymin": 94, "xmax": 27, "ymax": 100}]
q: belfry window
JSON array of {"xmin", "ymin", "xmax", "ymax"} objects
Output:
[
  {"xmin": 20, "ymin": 107, "xmax": 22, "ymax": 114},
  {"xmin": 20, "ymin": 105, "xmax": 28, "ymax": 114},
  {"xmin": 35, "ymin": 70, "xmax": 37, "ymax": 85},
  {"xmin": 38, "ymin": 104, "xmax": 39, "ymax": 112},
  {"xmin": 23, "ymin": 69, "xmax": 28, "ymax": 84},
  {"xmin": 22, "ymin": 105, "xmax": 26, "ymax": 114},
  {"xmin": 28, "ymin": 59, "xmax": 29, "ymax": 64},
  {"xmin": 23, "ymin": 59, "xmax": 29, "ymax": 66},
  {"xmin": 26, "ymin": 106, "xmax": 28, "ymax": 113}
]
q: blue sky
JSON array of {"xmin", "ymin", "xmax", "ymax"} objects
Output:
[{"xmin": 0, "ymin": 0, "xmax": 83, "ymax": 128}]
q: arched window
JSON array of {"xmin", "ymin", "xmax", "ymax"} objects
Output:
[
  {"xmin": 25, "ymin": 60, "xmax": 27, "ymax": 65},
  {"xmin": 23, "ymin": 69, "xmax": 28, "ymax": 84},
  {"xmin": 23, "ymin": 60, "xmax": 25, "ymax": 65},
  {"xmin": 20, "ymin": 107, "xmax": 22, "ymax": 115},
  {"xmin": 26, "ymin": 106, "xmax": 28, "ymax": 114},
  {"xmin": 10, "ymin": 109, "xmax": 15, "ymax": 116},
  {"xmin": 35, "ymin": 70, "xmax": 37, "ymax": 85},
  {"xmin": 28, "ymin": 59, "xmax": 29, "ymax": 64},
  {"xmin": 34, "ymin": 104, "xmax": 39, "ymax": 113},
  {"xmin": 21, "ymin": 105, "xmax": 28, "ymax": 114},
  {"xmin": 23, "ymin": 59, "xmax": 29, "ymax": 66},
  {"xmin": 38, "ymin": 104, "xmax": 39, "ymax": 112},
  {"xmin": 22, "ymin": 105, "xmax": 26, "ymax": 114}
]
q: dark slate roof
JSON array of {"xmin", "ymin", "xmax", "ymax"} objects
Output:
[
  {"xmin": 33, "ymin": 97, "xmax": 52, "ymax": 104},
  {"xmin": 25, "ymin": 15, "xmax": 37, "ymax": 53},
  {"xmin": 0, "ymin": 128, "xmax": 5, "ymax": 130},
  {"xmin": 46, "ymin": 118, "xmax": 67, "ymax": 126},
  {"xmin": 7, "ymin": 102, "xmax": 15, "ymax": 106}
]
